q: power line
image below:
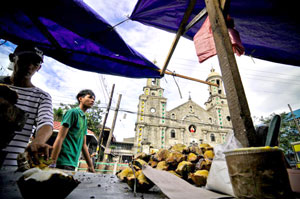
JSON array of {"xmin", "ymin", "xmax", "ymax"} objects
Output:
[{"xmin": 167, "ymin": 62, "xmax": 300, "ymax": 79}]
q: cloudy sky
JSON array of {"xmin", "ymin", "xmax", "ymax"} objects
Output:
[{"xmin": 1, "ymin": 0, "xmax": 300, "ymax": 141}]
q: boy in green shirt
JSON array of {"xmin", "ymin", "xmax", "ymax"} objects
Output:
[{"xmin": 51, "ymin": 90, "xmax": 96, "ymax": 172}]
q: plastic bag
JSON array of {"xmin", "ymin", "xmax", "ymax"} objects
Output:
[{"xmin": 205, "ymin": 130, "xmax": 242, "ymax": 196}]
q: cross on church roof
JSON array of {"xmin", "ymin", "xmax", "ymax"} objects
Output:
[{"xmin": 188, "ymin": 91, "xmax": 191, "ymax": 100}]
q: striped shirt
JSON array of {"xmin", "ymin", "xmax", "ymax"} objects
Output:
[{"xmin": 0, "ymin": 77, "xmax": 53, "ymax": 167}]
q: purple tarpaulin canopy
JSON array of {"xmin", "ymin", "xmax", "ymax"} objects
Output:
[
  {"xmin": 130, "ymin": 0, "xmax": 300, "ymax": 67},
  {"xmin": 0, "ymin": 0, "xmax": 161, "ymax": 78}
]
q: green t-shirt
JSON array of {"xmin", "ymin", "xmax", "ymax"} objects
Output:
[{"xmin": 56, "ymin": 107, "xmax": 87, "ymax": 167}]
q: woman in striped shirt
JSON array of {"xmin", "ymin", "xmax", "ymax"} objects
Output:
[{"xmin": 0, "ymin": 44, "xmax": 53, "ymax": 169}]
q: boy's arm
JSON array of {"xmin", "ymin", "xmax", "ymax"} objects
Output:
[
  {"xmin": 82, "ymin": 135, "xmax": 95, "ymax": 173},
  {"xmin": 51, "ymin": 125, "xmax": 69, "ymax": 165}
]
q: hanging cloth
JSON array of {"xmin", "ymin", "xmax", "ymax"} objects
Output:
[{"xmin": 193, "ymin": 16, "xmax": 244, "ymax": 63}]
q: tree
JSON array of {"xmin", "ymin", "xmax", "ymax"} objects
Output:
[
  {"xmin": 53, "ymin": 100, "xmax": 103, "ymax": 137},
  {"xmin": 53, "ymin": 107, "xmax": 64, "ymax": 122},
  {"xmin": 259, "ymin": 112, "xmax": 299, "ymax": 153}
]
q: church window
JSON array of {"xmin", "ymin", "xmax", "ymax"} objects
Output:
[
  {"xmin": 210, "ymin": 134, "xmax": 216, "ymax": 142},
  {"xmin": 171, "ymin": 130, "xmax": 176, "ymax": 138},
  {"xmin": 152, "ymin": 79, "xmax": 156, "ymax": 85},
  {"xmin": 227, "ymin": 116, "xmax": 231, "ymax": 121},
  {"xmin": 209, "ymin": 117, "xmax": 212, "ymax": 123},
  {"xmin": 216, "ymin": 79, "xmax": 220, "ymax": 87},
  {"xmin": 218, "ymin": 90, "xmax": 222, "ymax": 94},
  {"xmin": 150, "ymin": 107, "xmax": 156, "ymax": 113},
  {"xmin": 189, "ymin": 106, "xmax": 193, "ymax": 112},
  {"xmin": 171, "ymin": 113, "xmax": 176, "ymax": 119},
  {"xmin": 221, "ymin": 101, "xmax": 224, "ymax": 104},
  {"xmin": 151, "ymin": 92, "xmax": 155, "ymax": 96}
]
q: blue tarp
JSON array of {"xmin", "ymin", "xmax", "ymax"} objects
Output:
[
  {"xmin": 130, "ymin": 0, "xmax": 300, "ymax": 67},
  {"xmin": 0, "ymin": 0, "xmax": 161, "ymax": 78},
  {"xmin": 286, "ymin": 109, "xmax": 300, "ymax": 121}
]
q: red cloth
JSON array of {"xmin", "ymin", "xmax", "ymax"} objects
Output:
[{"xmin": 193, "ymin": 16, "xmax": 245, "ymax": 63}]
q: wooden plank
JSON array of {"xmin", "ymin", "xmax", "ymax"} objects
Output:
[{"xmin": 204, "ymin": 0, "xmax": 257, "ymax": 147}]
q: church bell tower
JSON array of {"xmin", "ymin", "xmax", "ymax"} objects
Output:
[
  {"xmin": 205, "ymin": 68, "xmax": 231, "ymax": 130},
  {"xmin": 134, "ymin": 78, "xmax": 167, "ymax": 153}
]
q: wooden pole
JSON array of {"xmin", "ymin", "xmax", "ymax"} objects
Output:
[
  {"xmin": 104, "ymin": 94, "xmax": 122, "ymax": 162},
  {"xmin": 96, "ymin": 84, "xmax": 115, "ymax": 163},
  {"xmin": 161, "ymin": 70, "xmax": 218, "ymax": 86},
  {"xmin": 205, "ymin": 0, "xmax": 257, "ymax": 147},
  {"xmin": 288, "ymin": 104, "xmax": 300, "ymax": 133},
  {"xmin": 184, "ymin": 8, "xmax": 207, "ymax": 34},
  {"xmin": 160, "ymin": 0, "xmax": 197, "ymax": 76}
]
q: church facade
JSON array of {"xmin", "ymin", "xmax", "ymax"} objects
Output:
[{"xmin": 134, "ymin": 69, "xmax": 233, "ymax": 154}]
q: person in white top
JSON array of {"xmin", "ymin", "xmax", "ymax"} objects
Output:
[{"xmin": 0, "ymin": 44, "xmax": 53, "ymax": 168}]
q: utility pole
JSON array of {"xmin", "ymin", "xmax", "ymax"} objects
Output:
[
  {"xmin": 104, "ymin": 94, "xmax": 122, "ymax": 162},
  {"xmin": 96, "ymin": 84, "xmax": 115, "ymax": 164},
  {"xmin": 288, "ymin": 104, "xmax": 300, "ymax": 133}
]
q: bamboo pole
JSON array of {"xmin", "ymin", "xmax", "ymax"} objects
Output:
[
  {"xmin": 160, "ymin": 0, "xmax": 197, "ymax": 76},
  {"xmin": 184, "ymin": 8, "xmax": 207, "ymax": 34},
  {"xmin": 161, "ymin": 70, "xmax": 218, "ymax": 87}
]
